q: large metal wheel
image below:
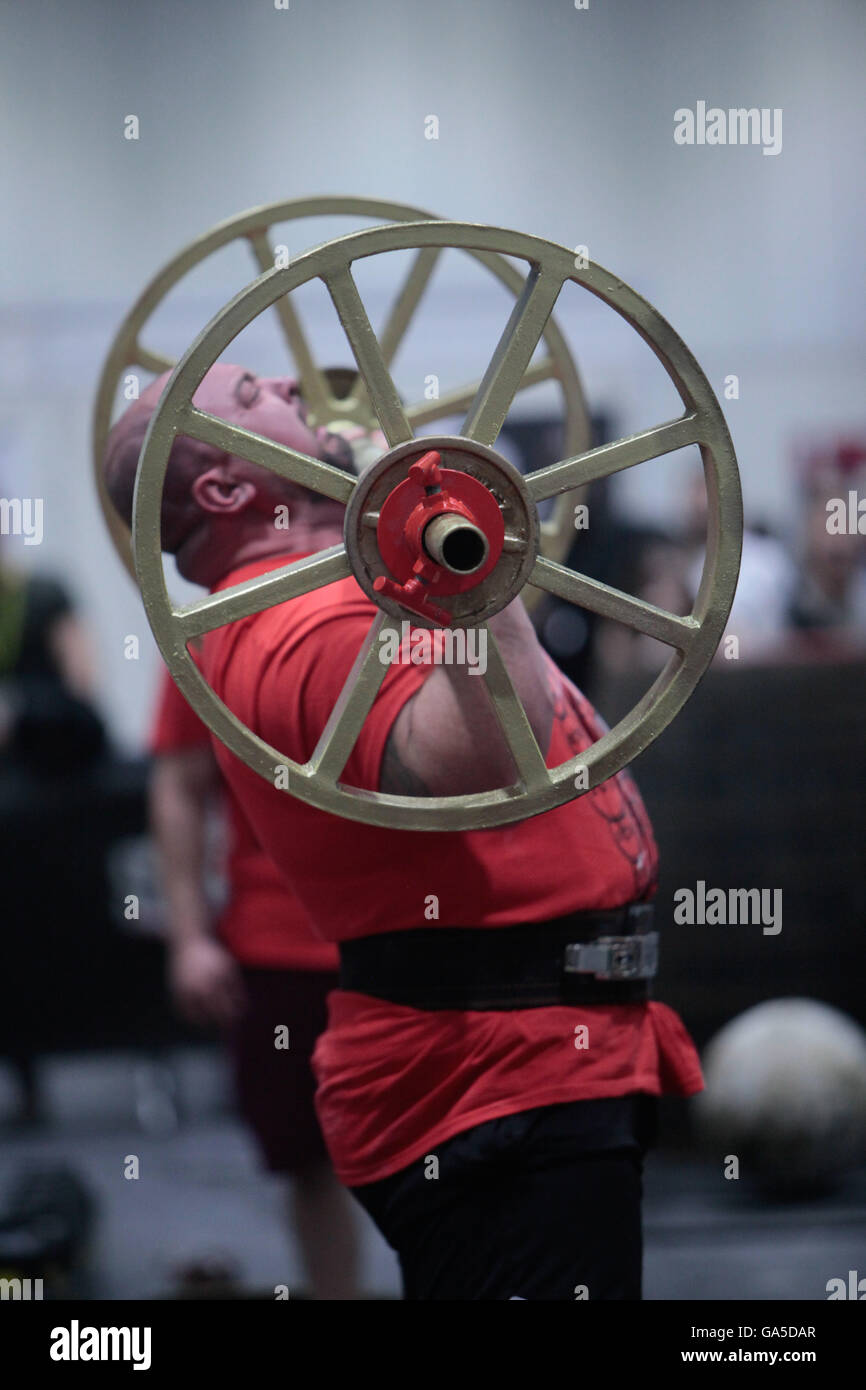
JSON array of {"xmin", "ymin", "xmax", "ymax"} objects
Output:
[
  {"xmin": 93, "ymin": 196, "xmax": 591, "ymax": 586},
  {"xmin": 133, "ymin": 220, "xmax": 742, "ymax": 832}
]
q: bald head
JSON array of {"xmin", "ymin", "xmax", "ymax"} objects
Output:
[
  {"xmin": 104, "ymin": 371, "xmax": 194, "ymax": 550},
  {"xmin": 104, "ymin": 364, "xmax": 354, "ymax": 585}
]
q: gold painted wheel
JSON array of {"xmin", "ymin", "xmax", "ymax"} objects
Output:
[
  {"xmin": 133, "ymin": 220, "xmax": 742, "ymax": 831},
  {"xmin": 93, "ymin": 195, "xmax": 591, "ymax": 587}
]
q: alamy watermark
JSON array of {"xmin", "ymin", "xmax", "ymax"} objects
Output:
[
  {"xmin": 0, "ymin": 1276, "xmax": 43, "ymax": 1300},
  {"xmin": 0, "ymin": 497, "xmax": 43, "ymax": 545},
  {"xmin": 50, "ymin": 1321, "xmax": 151, "ymax": 1370},
  {"xmin": 378, "ymin": 620, "xmax": 487, "ymax": 675},
  {"xmin": 674, "ymin": 102, "xmax": 782, "ymax": 157},
  {"xmin": 827, "ymin": 1270, "xmax": 866, "ymax": 1299},
  {"xmin": 826, "ymin": 492, "xmax": 865, "ymax": 534},
  {"xmin": 674, "ymin": 880, "xmax": 782, "ymax": 935}
]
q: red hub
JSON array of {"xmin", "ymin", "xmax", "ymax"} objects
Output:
[{"xmin": 373, "ymin": 450, "xmax": 505, "ymax": 625}]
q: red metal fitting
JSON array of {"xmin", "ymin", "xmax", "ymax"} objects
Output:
[{"xmin": 374, "ymin": 450, "xmax": 505, "ymax": 625}]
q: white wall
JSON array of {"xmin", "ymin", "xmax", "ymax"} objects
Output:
[{"xmin": 1, "ymin": 0, "xmax": 864, "ymax": 747}]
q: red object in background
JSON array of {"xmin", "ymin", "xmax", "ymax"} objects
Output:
[{"xmin": 799, "ymin": 436, "xmax": 866, "ymax": 491}]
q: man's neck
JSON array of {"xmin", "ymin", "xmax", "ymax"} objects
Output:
[{"xmin": 179, "ymin": 518, "xmax": 345, "ymax": 588}]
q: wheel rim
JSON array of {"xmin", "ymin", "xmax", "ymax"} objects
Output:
[
  {"xmin": 93, "ymin": 196, "xmax": 591, "ymax": 586},
  {"xmin": 133, "ymin": 220, "xmax": 742, "ymax": 831}
]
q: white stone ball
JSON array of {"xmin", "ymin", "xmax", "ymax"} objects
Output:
[{"xmin": 695, "ymin": 999, "xmax": 866, "ymax": 1194}]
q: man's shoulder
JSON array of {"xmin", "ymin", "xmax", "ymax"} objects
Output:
[
  {"xmin": 207, "ymin": 568, "xmax": 380, "ymax": 675},
  {"xmin": 263, "ymin": 573, "xmax": 379, "ymax": 643}
]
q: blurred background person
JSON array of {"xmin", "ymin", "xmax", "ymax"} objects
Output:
[
  {"xmin": 595, "ymin": 471, "xmax": 799, "ymax": 674},
  {"xmin": 0, "ymin": 538, "xmax": 102, "ymax": 769},
  {"xmin": 149, "ymin": 664, "xmax": 360, "ymax": 1300},
  {"xmin": 0, "ymin": 538, "xmax": 105, "ymax": 1121},
  {"xmin": 680, "ymin": 473, "xmax": 798, "ymax": 660},
  {"xmin": 0, "ymin": 551, "xmax": 94, "ymax": 698},
  {"xmin": 788, "ymin": 441, "xmax": 866, "ymax": 642}
]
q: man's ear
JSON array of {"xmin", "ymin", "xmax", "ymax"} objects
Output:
[{"xmin": 191, "ymin": 466, "xmax": 257, "ymax": 515}]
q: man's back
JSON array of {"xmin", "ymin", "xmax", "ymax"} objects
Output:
[
  {"xmin": 203, "ymin": 552, "xmax": 658, "ymax": 937},
  {"xmin": 200, "ymin": 549, "xmax": 701, "ymax": 1189}
]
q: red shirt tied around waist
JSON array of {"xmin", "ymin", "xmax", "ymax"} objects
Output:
[
  {"xmin": 149, "ymin": 666, "xmax": 337, "ymax": 972},
  {"xmin": 201, "ymin": 553, "xmax": 703, "ymax": 1186}
]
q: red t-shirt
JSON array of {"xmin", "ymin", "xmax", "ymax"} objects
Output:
[
  {"xmin": 201, "ymin": 553, "xmax": 703, "ymax": 1185},
  {"xmin": 150, "ymin": 666, "xmax": 337, "ymax": 971}
]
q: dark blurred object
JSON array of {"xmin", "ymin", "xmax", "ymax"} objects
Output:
[
  {"xmin": 0, "ymin": 573, "xmax": 71, "ymax": 681},
  {"xmin": 789, "ymin": 493, "xmax": 866, "ymax": 634},
  {"xmin": 0, "ymin": 567, "xmax": 198, "ymax": 1117},
  {"xmin": 788, "ymin": 436, "xmax": 866, "ymax": 636},
  {"xmin": 2, "ymin": 676, "xmax": 106, "ymax": 772},
  {"xmin": 577, "ymin": 525, "xmax": 693, "ymax": 688},
  {"xmin": 503, "ymin": 412, "xmax": 697, "ymax": 699},
  {"xmin": 168, "ymin": 1251, "xmax": 245, "ymax": 1300},
  {"xmin": 0, "ymin": 1164, "xmax": 94, "ymax": 1290},
  {"xmin": 0, "ymin": 755, "xmax": 197, "ymax": 1121},
  {"xmin": 504, "ymin": 411, "xmax": 633, "ymax": 696},
  {"xmin": 598, "ymin": 657, "xmax": 866, "ymax": 1046},
  {"xmin": 0, "ymin": 568, "xmax": 106, "ymax": 770}
]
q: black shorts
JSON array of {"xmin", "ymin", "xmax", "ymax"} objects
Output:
[
  {"xmin": 350, "ymin": 1095, "xmax": 657, "ymax": 1300},
  {"xmin": 226, "ymin": 966, "xmax": 338, "ymax": 1175}
]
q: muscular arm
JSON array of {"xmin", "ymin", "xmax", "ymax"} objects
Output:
[
  {"xmin": 379, "ymin": 598, "xmax": 554, "ymax": 797},
  {"xmin": 149, "ymin": 746, "xmax": 243, "ymax": 1026}
]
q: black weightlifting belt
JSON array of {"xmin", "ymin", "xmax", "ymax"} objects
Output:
[{"xmin": 338, "ymin": 903, "xmax": 658, "ymax": 1011}]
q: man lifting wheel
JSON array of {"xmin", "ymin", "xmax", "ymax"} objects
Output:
[{"xmin": 105, "ymin": 362, "xmax": 703, "ymax": 1301}]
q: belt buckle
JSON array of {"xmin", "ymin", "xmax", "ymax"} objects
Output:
[{"xmin": 563, "ymin": 931, "xmax": 658, "ymax": 981}]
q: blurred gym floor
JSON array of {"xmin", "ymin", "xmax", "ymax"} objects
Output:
[{"xmin": 0, "ymin": 1048, "xmax": 863, "ymax": 1301}]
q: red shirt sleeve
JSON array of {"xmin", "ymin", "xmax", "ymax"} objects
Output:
[
  {"xmin": 255, "ymin": 599, "xmax": 429, "ymax": 792},
  {"xmin": 149, "ymin": 665, "xmax": 212, "ymax": 756}
]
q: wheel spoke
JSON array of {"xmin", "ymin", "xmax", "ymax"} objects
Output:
[
  {"xmin": 179, "ymin": 405, "xmax": 356, "ymax": 503},
  {"xmin": 526, "ymin": 415, "xmax": 700, "ymax": 503},
  {"xmin": 530, "ymin": 556, "xmax": 699, "ymax": 650},
  {"xmin": 517, "ymin": 355, "xmax": 558, "ymax": 387},
  {"xmin": 327, "ymin": 248, "xmax": 444, "ymax": 413},
  {"xmin": 406, "ymin": 379, "xmax": 482, "ymax": 429},
  {"xmin": 134, "ymin": 344, "xmax": 174, "ymax": 375},
  {"xmin": 176, "ymin": 545, "xmax": 351, "ymax": 638},
  {"xmin": 324, "ymin": 266, "xmax": 413, "ymax": 447},
  {"xmin": 405, "ymin": 356, "xmax": 557, "ymax": 430},
  {"xmin": 480, "ymin": 625, "xmax": 552, "ymax": 793},
  {"xmin": 378, "ymin": 246, "xmax": 443, "ymax": 367},
  {"xmin": 462, "ymin": 267, "xmax": 565, "ymax": 447},
  {"xmin": 247, "ymin": 230, "xmax": 333, "ymax": 425},
  {"xmin": 309, "ymin": 612, "xmax": 394, "ymax": 781}
]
